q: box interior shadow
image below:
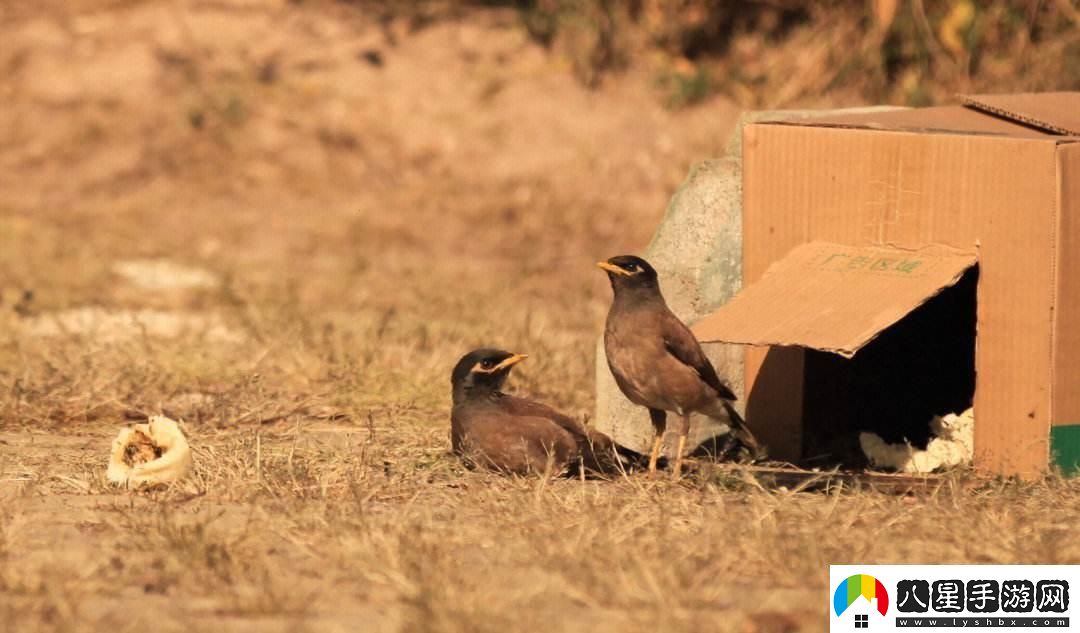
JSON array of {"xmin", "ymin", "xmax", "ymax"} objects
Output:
[{"xmin": 799, "ymin": 265, "xmax": 980, "ymax": 468}]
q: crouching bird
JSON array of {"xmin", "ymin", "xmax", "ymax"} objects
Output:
[
  {"xmin": 597, "ymin": 255, "xmax": 763, "ymax": 477},
  {"xmin": 451, "ymin": 348, "xmax": 643, "ymax": 476}
]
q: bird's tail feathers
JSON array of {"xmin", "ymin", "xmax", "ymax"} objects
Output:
[{"xmin": 717, "ymin": 400, "xmax": 767, "ymax": 462}]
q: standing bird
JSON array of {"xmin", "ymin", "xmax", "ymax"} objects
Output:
[
  {"xmin": 450, "ymin": 348, "xmax": 642, "ymax": 476},
  {"xmin": 597, "ymin": 255, "xmax": 762, "ymax": 477}
]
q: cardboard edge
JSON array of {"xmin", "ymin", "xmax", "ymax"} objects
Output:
[
  {"xmin": 1049, "ymin": 143, "xmax": 1080, "ymax": 477},
  {"xmin": 724, "ymin": 106, "xmax": 909, "ymax": 159},
  {"xmin": 689, "ymin": 338, "xmax": 857, "ymax": 359},
  {"xmin": 751, "ymin": 118, "xmax": 1026, "ymax": 138},
  {"xmin": 960, "ymin": 94, "xmax": 1079, "ymax": 136},
  {"xmin": 1051, "ymin": 144, "xmax": 1065, "ymax": 463},
  {"xmin": 756, "ymin": 118, "xmax": 1080, "ymax": 147}
]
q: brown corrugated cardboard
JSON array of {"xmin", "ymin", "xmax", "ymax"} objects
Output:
[
  {"xmin": 788, "ymin": 105, "xmax": 1053, "ymax": 138},
  {"xmin": 691, "ymin": 242, "xmax": 976, "ymax": 357},
  {"xmin": 693, "ymin": 92, "xmax": 1080, "ymax": 478},
  {"xmin": 1053, "ymin": 143, "xmax": 1080, "ymax": 473},
  {"xmin": 962, "ymin": 92, "xmax": 1080, "ymax": 135}
]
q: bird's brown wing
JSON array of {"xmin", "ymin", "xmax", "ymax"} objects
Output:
[
  {"xmin": 501, "ymin": 395, "xmax": 639, "ymax": 474},
  {"xmin": 660, "ymin": 310, "xmax": 737, "ymax": 402},
  {"xmin": 454, "ymin": 407, "xmax": 578, "ymax": 475},
  {"xmin": 502, "ymin": 395, "xmax": 584, "ymax": 434}
]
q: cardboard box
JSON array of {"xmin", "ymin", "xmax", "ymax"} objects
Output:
[{"xmin": 691, "ymin": 92, "xmax": 1080, "ymax": 479}]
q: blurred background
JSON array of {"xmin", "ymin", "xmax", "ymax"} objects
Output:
[
  {"xmin": 4, "ymin": 0, "xmax": 1077, "ymax": 220},
  {"xmin": 481, "ymin": 0, "xmax": 1080, "ymax": 105}
]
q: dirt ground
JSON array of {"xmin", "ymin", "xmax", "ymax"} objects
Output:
[{"xmin": 2, "ymin": 2, "xmax": 1080, "ymax": 632}]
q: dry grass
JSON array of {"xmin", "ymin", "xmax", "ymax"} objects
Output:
[
  {"xmin": 5, "ymin": 420, "xmax": 1080, "ymax": 632},
  {"xmin": 3, "ymin": 204, "xmax": 1080, "ymax": 633},
  {"xmin": 2, "ymin": 1, "xmax": 1080, "ymax": 632}
]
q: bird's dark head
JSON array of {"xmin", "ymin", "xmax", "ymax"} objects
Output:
[
  {"xmin": 596, "ymin": 255, "xmax": 660, "ymax": 296},
  {"xmin": 451, "ymin": 348, "xmax": 528, "ymax": 403}
]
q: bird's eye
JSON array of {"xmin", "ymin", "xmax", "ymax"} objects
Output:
[
  {"xmin": 626, "ymin": 264, "xmax": 639, "ymax": 272},
  {"xmin": 480, "ymin": 359, "xmax": 495, "ymax": 369}
]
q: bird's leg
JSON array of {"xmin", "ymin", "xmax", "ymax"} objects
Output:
[
  {"xmin": 672, "ymin": 413, "xmax": 691, "ymax": 479},
  {"xmin": 647, "ymin": 408, "xmax": 666, "ymax": 476},
  {"xmin": 648, "ymin": 433, "xmax": 663, "ymax": 475}
]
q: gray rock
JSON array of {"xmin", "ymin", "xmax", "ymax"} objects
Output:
[{"xmin": 594, "ymin": 106, "xmax": 907, "ymax": 457}]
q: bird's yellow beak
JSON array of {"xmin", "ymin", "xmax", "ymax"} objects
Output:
[
  {"xmin": 596, "ymin": 261, "xmax": 631, "ymax": 276},
  {"xmin": 492, "ymin": 353, "xmax": 528, "ymax": 371}
]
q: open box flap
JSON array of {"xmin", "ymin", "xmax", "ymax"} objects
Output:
[
  {"xmin": 691, "ymin": 242, "xmax": 977, "ymax": 358},
  {"xmin": 961, "ymin": 92, "xmax": 1080, "ymax": 136}
]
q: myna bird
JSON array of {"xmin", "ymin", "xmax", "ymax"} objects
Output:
[
  {"xmin": 597, "ymin": 255, "xmax": 762, "ymax": 477},
  {"xmin": 450, "ymin": 348, "xmax": 642, "ymax": 476}
]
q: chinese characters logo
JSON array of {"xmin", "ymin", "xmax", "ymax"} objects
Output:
[{"xmin": 894, "ymin": 578, "xmax": 1068, "ymax": 615}]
